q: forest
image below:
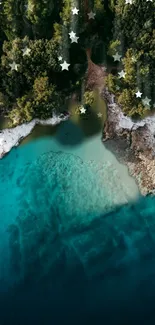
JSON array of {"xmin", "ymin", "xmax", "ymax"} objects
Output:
[{"xmin": 0, "ymin": 0, "xmax": 154, "ymax": 126}]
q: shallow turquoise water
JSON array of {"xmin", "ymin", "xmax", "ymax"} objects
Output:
[
  {"xmin": 1, "ymin": 119, "xmax": 155, "ymax": 324},
  {"xmin": 0, "ymin": 119, "xmax": 139, "ymax": 285},
  {"xmin": 0, "ymin": 119, "xmax": 139, "ymax": 229}
]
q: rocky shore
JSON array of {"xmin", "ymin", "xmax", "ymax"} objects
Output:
[
  {"xmin": 0, "ymin": 113, "xmax": 69, "ymax": 158},
  {"xmin": 101, "ymin": 88, "xmax": 155, "ymax": 196}
]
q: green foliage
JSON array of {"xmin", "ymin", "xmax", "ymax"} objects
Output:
[
  {"xmin": 105, "ymin": 74, "xmax": 117, "ymax": 94},
  {"xmin": 0, "ymin": 0, "xmax": 154, "ymax": 123},
  {"xmin": 106, "ymin": 0, "xmax": 155, "ymax": 117},
  {"xmin": 121, "ymin": 49, "xmax": 137, "ymax": 87},
  {"xmin": 108, "ymin": 39, "xmax": 121, "ymax": 56},
  {"xmin": 0, "ymin": 91, "xmax": 8, "ymax": 107},
  {"xmin": 83, "ymin": 91, "xmax": 95, "ymax": 106},
  {"xmin": 94, "ymin": 0, "xmax": 104, "ymax": 10},
  {"xmin": 8, "ymin": 99, "xmax": 34, "ymax": 126},
  {"xmin": 117, "ymin": 89, "xmax": 149, "ymax": 118},
  {"xmin": 32, "ymin": 76, "xmax": 59, "ymax": 117},
  {"xmin": 59, "ymin": 0, "xmax": 72, "ymax": 25},
  {"xmin": 2, "ymin": 0, "xmax": 23, "ymax": 40},
  {"xmin": 53, "ymin": 23, "xmax": 62, "ymax": 44}
]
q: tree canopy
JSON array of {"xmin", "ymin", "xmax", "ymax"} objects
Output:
[
  {"xmin": 106, "ymin": 0, "xmax": 155, "ymax": 118},
  {"xmin": 0, "ymin": 0, "xmax": 154, "ymax": 125}
]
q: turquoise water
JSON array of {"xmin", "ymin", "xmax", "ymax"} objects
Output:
[
  {"xmin": 0, "ymin": 119, "xmax": 139, "ymax": 284},
  {"xmin": 0, "ymin": 119, "xmax": 139, "ymax": 235},
  {"xmin": 2, "ymin": 118, "xmax": 155, "ymax": 324}
]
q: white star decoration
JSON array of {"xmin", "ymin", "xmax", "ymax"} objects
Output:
[
  {"xmin": 142, "ymin": 96, "xmax": 151, "ymax": 107},
  {"xmin": 80, "ymin": 106, "xmax": 86, "ymax": 114},
  {"xmin": 113, "ymin": 52, "xmax": 122, "ymax": 62},
  {"xmin": 118, "ymin": 70, "xmax": 126, "ymax": 78},
  {"xmin": 88, "ymin": 11, "xmax": 96, "ymax": 19},
  {"xmin": 9, "ymin": 61, "xmax": 19, "ymax": 71},
  {"xmin": 97, "ymin": 112, "xmax": 102, "ymax": 118},
  {"xmin": 60, "ymin": 61, "xmax": 70, "ymax": 71},
  {"xmin": 69, "ymin": 31, "xmax": 76, "ymax": 39},
  {"xmin": 71, "ymin": 36, "xmax": 79, "ymax": 43},
  {"xmin": 58, "ymin": 56, "xmax": 62, "ymax": 61},
  {"xmin": 22, "ymin": 46, "xmax": 31, "ymax": 56},
  {"xmin": 135, "ymin": 90, "xmax": 142, "ymax": 98},
  {"xmin": 72, "ymin": 7, "xmax": 79, "ymax": 15},
  {"xmin": 69, "ymin": 31, "xmax": 79, "ymax": 43}
]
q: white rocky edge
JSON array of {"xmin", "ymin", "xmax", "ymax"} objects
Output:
[
  {"xmin": 114, "ymin": 104, "xmax": 155, "ymax": 133},
  {"xmin": 107, "ymin": 93, "xmax": 155, "ymax": 144},
  {"xmin": 1, "ymin": 91, "xmax": 155, "ymax": 159},
  {"xmin": 0, "ymin": 113, "xmax": 69, "ymax": 158}
]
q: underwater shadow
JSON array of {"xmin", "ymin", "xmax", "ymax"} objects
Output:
[
  {"xmin": 1, "ymin": 196, "xmax": 155, "ymax": 324},
  {"xmin": 20, "ymin": 108, "xmax": 102, "ymax": 148},
  {"xmin": 55, "ymin": 109, "xmax": 102, "ymax": 146}
]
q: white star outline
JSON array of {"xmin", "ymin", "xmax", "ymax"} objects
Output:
[
  {"xmin": 72, "ymin": 7, "xmax": 79, "ymax": 15},
  {"xmin": 9, "ymin": 61, "xmax": 19, "ymax": 71},
  {"xmin": 60, "ymin": 60, "xmax": 70, "ymax": 71}
]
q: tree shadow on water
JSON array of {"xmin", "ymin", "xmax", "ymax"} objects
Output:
[
  {"xmin": 55, "ymin": 109, "xmax": 102, "ymax": 146},
  {"xmin": 20, "ymin": 108, "xmax": 102, "ymax": 148}
]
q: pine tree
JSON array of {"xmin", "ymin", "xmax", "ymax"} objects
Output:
[{"xmin": 106, "ymin": 0, "xmax": 155, "ymax": 118}]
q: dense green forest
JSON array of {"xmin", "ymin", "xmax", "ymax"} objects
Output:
[{"xmin": 0, "ymin": 0, "xmax": 154, "ymax": 126}]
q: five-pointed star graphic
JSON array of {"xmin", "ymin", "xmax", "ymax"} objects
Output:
[
  {"xmin": 88, "ymin": 11, "xmax": 96, "ymax": 19},
  {"xmin": 72, "ymin": 7, "xmax": 79, "ymax": 15},
  {"xmin": 58, "ymin": 56, "xmax": 62, "ymax": 61},
  {"xmin": 125, "ymin": 0, "xmax": 133, "ymax": 4},
  {"xmin": 118, "ymin": 70, "xmax": 126, "ymax": 78},
  {"xmin": 71, "ymin": 36, "xmax": 79, "ymax": 43},
  {"xmin": 9, "ymin": 61, "xmax": 19, "ymax": 71},
  {"xmin": 142, "ymin": 96, "xmax": 151, "ymax": 107},
  {"xmin": 80, "ymin": 106, "xmax": 86, "ymax": 114},
  {"xmin": 60, "ymin": 60, "xmax": 70, "ymax": 71},
  {"xmin": 69, "ymin": 31, "xmax": 76, "ymax": 39},
  {"xmin": 22, "ymin": 46, "xmax": 31, "ymax": 56},
  {"xmin": 135, "ymin": 90, "xmax": 142, "ymax": 98},
  {"xmin": 97, "ymin": 112, "xmax": 102, "ymax": 118},
  {"xmin": 113, "ymin": 52, "xmax": 122, "ymax": 61}
]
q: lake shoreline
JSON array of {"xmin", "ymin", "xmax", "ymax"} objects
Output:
[
  {"xmin": 102, "ymin": 88, "xmax": 155, "ymax": 196},
  {"xmin": 1, "ymin": 88, "xmax": 154, "ymax": 197},
  {"xmin": 0, "ymin": 113, "xmax": 69, "ymax": 158}
]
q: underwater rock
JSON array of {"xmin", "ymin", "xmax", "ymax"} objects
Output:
[
  {"xmin": 5, "ymin": 152, "xmax": 155, "ymax": 286},
  {"xmin": 1, "ymin": 151, "xmax": 155, "ymax": 324}
]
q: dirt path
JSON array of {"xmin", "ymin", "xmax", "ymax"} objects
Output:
[{"xmin": 85, "ymin": 48, "xmax": 107, "ymax": 91}]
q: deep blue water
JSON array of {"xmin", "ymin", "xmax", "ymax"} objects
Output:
[{"xmin": 0, "ymin": 120, "xmax": 155, "ymax": 325}]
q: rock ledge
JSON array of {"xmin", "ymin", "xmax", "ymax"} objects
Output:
[{"xmin": 101, "ymin": 88, "xmax": 155, "ymax": 196}]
